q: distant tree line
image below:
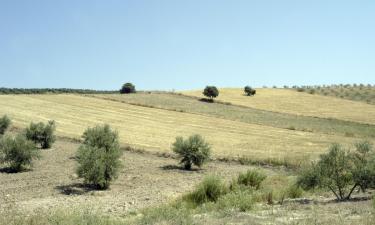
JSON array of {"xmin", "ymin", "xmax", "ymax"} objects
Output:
[{"xmin": 0, "ymin": 88, "xmax": 118, "ymax": 95}]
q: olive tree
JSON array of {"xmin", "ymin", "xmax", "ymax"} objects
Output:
[
  {"xmin": 297, "ymin": 141, "xmax": 375, "ymax": 201},
  {"xmin": 76, "ymin": 124, "xmax": 122, "ymax": 189},
  {"xmin": 0, "ymin": 134, "xmax": 40, "ymax": 172},
  {"xmin": 25, "ymin": 120, "xmax": 56, "ymax": 149},
  {"xmin": 172, "ymin": 134, "xmax": 211, "ymax": 170}
]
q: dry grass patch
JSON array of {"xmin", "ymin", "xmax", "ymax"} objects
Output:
[
  {"xmin": 182, "ymin": 88, "xmax": 375, "ymax": 125},
  {"xmin": 0, "ymin": 94, "xmax": 359, "ymax": 162}
]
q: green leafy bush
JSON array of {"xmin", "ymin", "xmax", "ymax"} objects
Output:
[
  {"xmin": 172, "ymin": 134, "xmax": 211, "ymax": 170},
  {"xmin": 76, "ymin": 124, "xmax": 122, "ymax": 189},
  {"xmin": 25, "ymin": 121, "xmax": 56, "ymax": 149},
  {"xmin": 203, "ymin": 86, "xmax": 219, "ymax": 101},
  {"xmin": 297, "ymin": 142, "xmax": 375, "ymax": 200},
  {"xmin": 237, "ymin": 169, "xmax": 266, "ymax": 190},
  {"xmin": 0, "ymin": 134, "xmax": 40, "ymax": 172},
  {"xmin": 120, "ymin": 83, "xmax": 136, "ymax": 94},
  {"xmin": 186, "ymin": 176, "xmax": 228, "ymax": 205},
  {"xmin": 0, "ymin": 115, "xmax": 11, "ymax": 135}
]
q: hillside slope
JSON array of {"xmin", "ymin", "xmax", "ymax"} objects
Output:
[
  {"xmin": 182, "ymin": 88, "xmax": 375, "ymax": 125},
  {"xmin": 0, "ymin": 94, "xmax": 358, "ymax": 161}
]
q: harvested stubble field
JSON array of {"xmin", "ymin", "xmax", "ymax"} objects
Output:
[
  {"xmin": 0, "ymin": 90, "xmax": 374, "ymax": 224},
  {"xmin": 0, "ymin": 94, "xmax": 362, "ymax": 162},
  {"xmin": 182, "ymin": 88, "xmax": 375, "ymax": 125}
]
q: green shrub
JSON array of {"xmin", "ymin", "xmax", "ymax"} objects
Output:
[
  {"xmin": 237, "ymin": 169, "xmax": 266, "ymax": 190},
  {"xmin": 0, "ymin": 134, "xmax": 40, "ymax": 172},
  {"xmin": 203, "ymin": 86, "xmax": 219, "ymax": 101},
  {"xmin": 25, "ymin": 120, "xmax": 56, "ymax": 149},
  {"xmin": 186, "ymin": 176, "xmax": 228, "ymax": 205},
  {"xmin": 76, "ymin": 124, "xmax": 122, "ymax": 189},
  {"xmin": 297, "ymin": 142, "xmax": 375, "ymax": 200},
  {"xmin": 172, "ymin": 134, "xmax": 211, "ymax": 170},
  {"xmin": 0, "ymin": 115, "xmax": 11, "ymax": 135},
  {"xmin": 120, "ymin": 83, "xmax": 136, "ymax": 94}
]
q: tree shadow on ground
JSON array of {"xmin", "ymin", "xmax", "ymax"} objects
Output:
[
  {"xmin": 160, "ymin": 164, "xmax": 202, "ymax": 172},
  {"xmin": 0, "ymin": 167, "xmax": 31, "ymax": 174},
  {"xmin": 199, "ymin": 98, "xmax": 214, "ymax": 103},
  {"xmin": 55, "ymin": 183, "xmax": 98, "ymax": 195}
]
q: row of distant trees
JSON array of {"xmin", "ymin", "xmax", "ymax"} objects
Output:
[{"xmin": 1, "ymin": 83, "xmax": 372, "ymax": 95}]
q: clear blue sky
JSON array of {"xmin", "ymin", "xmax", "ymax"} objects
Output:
[{"xmin": 1, "ymin": 0, "xmax": 374, "ymax": 90}]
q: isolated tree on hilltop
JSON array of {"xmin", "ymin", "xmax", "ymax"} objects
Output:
[
  {"xmin": 120, "ymin": 83, "xmax": 136, "ymax": 94},
  {"xmin": 244, "ymin": 86, "xmax": 256, "ymax": 96},
  {"xmin": 203, "ymin": 86, "xmax": 219, "ymax": 102}
]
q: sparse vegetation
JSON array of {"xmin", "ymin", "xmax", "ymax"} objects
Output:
[
  {"xmin": 25, "ymin": 120, "xmax": 56, "ymax": 149},
  {"xmin": 292, "ymin": 84, "xmax": 375, "ymax": 104},
  {"xmin": 76, "ymin": 124, "xmax": 122, "ymax": 189},
  {"xmin": 0, "ymin": 115, "xmax": 11, "ymax": 135},
  {"xmin": 203, "ymin": 86, "xmax": 219, "ymax": 101},
  {"xmin": 185, "ymin": 176, "xmax": 228, "ymax": 205},
  {"xmin": 0, "ymin": 134, "xmax": 40, "ymax": 172},
  {"xmin": 120, "ymin": 83, "xmax": 136, "ymax": 94},
  {"xmin": 172, "ymin": 134, "xmax": 211, "ymax": 170},
  {"xmin": 237, "ymin": 169, "xmax": 266, "ymax": 189}
]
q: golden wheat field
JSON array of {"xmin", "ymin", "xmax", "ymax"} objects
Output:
[
  {"xmin": 0, "ymin": 94, "xmax": 359, "ymax": 161},
  {"xmin": 182, "ymin": 88, "xmax": 375, "ymax": 125}
]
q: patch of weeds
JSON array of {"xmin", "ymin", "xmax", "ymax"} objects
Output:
[
  {"xmin": 237, "ymin": 169, "xmax": 267, "ymax": 190},
  {"xmin": 138, "ymin": 202, "xmax": 195, "ymax": 225},
  {"xmin": 215, "ymin": 189, "xmax": 255, "ymax": 212},
  {"xmin": 185, "ymin": 176, "xmax": 228, "ymax": 205}
]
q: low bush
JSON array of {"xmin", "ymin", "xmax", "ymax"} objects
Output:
[
  {"xmin": 185, "ymin": 176, "xmax": 228, "ymax": 205},
  {"xmin": 0, "ymin": 115, "xmax": 11, "ymax": 135},
  {"xmin": 76, "ymin": 124, "xmax": 122, "ymax": 189},
  {"xmin": 25, "ymin": 120, "xmax": 56, "ymax": 149},
  {"xmin": 237, "ymin": 169, "xmax": 267, "ymax": 190},
  {"xmin": 0, "ymin": 134, "xmax": 40, "ymax": 172},
  {"xmin": 172, "ymin": 134, "xmax": 211, "ymax": 170}
]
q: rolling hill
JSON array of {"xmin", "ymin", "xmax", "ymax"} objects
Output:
[
  {"xmin": 0, "ymin": 91, "xmax": 372, "ymax": 164},
  {"xmin": 182, "ymin": 88, "xmax": 375, "ymax": 125}
]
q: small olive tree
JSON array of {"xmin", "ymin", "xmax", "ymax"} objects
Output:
[
  {"xmin": 0, "ymin": 115, "xmax": 11, "ymax": 135},
  {"xmin": 0, "ymin": 134, "xmax": 40, "ymax": 172},
  {"xmin": 172, "ymin": 134, "xmax": 211, "ymax": 170},
  {"xmin": 297, "ymin": 141, "xmax": 375, "ymax": 201},
  {"xmin": 25, "ymin": 120, "xmax": 56, "ymax": 149},
  {"xmin": 244, "ymin": 86, "xmax": 256, "ymax": 96},
  {"xmin": 120, "ymin": 83, "xmax": 136, "ymax": 94},
  {"xmin": 203, "ymin": 86, "xmax": 219, "ymax": 101},
  {"xmin": 76, "ymin": 124, "xmax": 122, "ymax": 189}
]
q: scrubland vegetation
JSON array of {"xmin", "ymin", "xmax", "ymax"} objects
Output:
[
  {"xmin": 292, "ymin": 84, "xmax": 375, "ymax": 105},
  {"xmin": 0, "ymin": 84, "xmax": 374, "ymax": 224}
]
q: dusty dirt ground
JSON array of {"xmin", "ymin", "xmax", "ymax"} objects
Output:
[{"xmin": 0, "ymin": 138, "xmax": 268, "ymax": 216}]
